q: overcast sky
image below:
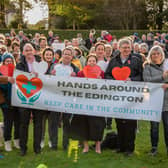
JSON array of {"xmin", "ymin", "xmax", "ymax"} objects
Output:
[{"xmin": 24, "ymin": 0, "xmax": 48, "ymax": 24}]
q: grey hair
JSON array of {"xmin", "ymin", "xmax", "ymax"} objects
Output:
[
  {"xmin": 147, "ymin": 45, "xmax": 165, "ymax": 64},
  {"xmin": 118, "ymin": 38, "xmax": 131, "ymax": 49},
  {"xmin": 134, "ymin": 42, "xmax": 139, "ymax": 48},
  {"xmin": 139, "ymin": 43, "xmax": 149, "ymax": 52},
  {"xmin": 23, "ymin": 43, "xmax": 34, "ymax": 51}
]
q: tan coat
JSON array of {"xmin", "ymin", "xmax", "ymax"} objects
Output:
[{"xmin": 0, "ymin": 76, "xmax": 8, "ymax": 104}]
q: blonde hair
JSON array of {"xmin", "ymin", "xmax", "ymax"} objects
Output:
[{"xmin": 146, "ymin": 45, "xmax": 165, "ymax": 64}]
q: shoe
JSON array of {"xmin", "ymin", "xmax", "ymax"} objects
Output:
[
  {"xmin": 48, "ymin": 141, "xmax": 52, "ymax": 148},
  {"xmin": 14, "ymin": 139, "xmax": 20, "ymax": 149},
  {"xmin": 114, "ymin": 148, "xmax": 124, "ymax": 153},
  {"xmin": 149, "ymin": 148, "xmax": 157, "ymax": 156},
  {"xmin": 35, "ymin": 149, "xmax": 41, "ymax": 154},
  {"xmin": 4, "ymin": 141, "xmax": 12, "ymax": 152},
  {"xmin": 40, "ymin": 140, "xmax": 45, "ymax": 149},
  {"xmin": 20, "ymin": 150, "xmax": 26, "ymax": 156}
]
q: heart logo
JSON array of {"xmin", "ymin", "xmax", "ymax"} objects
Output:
[
  {"xmin": 112, "ymin": 66, "xmax": 131, "ymax": 80},
  {"xmin": 83, "ymin": 65, "xmax": 102, "ymax": 78},
  {"xmin": 16, "ymin": 75, "xmax": 43, "ymax": 98}
]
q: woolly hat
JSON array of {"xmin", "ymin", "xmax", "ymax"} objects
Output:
[
  {"xmin": 2, "ymin": 52, "xmax": 14, "ymax": 62},
  {"xmin": 133, "ymin": 32, "xmax": 138, "ymax": 37}
]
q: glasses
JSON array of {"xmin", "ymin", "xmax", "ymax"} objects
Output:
[{"xmin": 121, "ymin": 46, "xmax": 131, "ymax": 49}]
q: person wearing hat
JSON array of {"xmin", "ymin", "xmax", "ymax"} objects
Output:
[{"xmin": 0, "ymin": 53, "xmax": 20, "ymax": 152}]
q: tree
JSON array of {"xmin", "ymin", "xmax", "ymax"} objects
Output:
[
  {"xmin": 12, "ymin": 0, "xmax": 37, "ymax": 28},
  {"xmin": 0, "ymin": 0, "xmax": 11, "ymax": 28},
  {"xmin": 146, "ymin": 0, "xmax": 168, "ymax": 30},
  {"xmin": 39, "ymin": 0, "xmax": 102, "ymax": 30}
]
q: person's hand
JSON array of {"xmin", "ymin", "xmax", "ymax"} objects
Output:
[
  {"xmin": 97, "ymin": 76, "xmax": 102, "ymax": 79},
  {"xmin": 162, "ymin": 71, "xmax": 168, "ymax": 79},
  {"xmin": 51, "ymin": 69, "xmax": 56, "ymax": 75},
  {"xmin": 125, "ymin": 77, "xmax": 131, "ymax": 81},
  {"xmin": 71, "ymin": 72, "xmax": 76, "ymax": 77},
  {"xmin": 31, "ymin": 72, "xmax": 38, "ymax": 78},
  {"xmin": 162, "ymin": 84, "xmax": 168, "ymax": 90},
  {"xmin": 8, "ymin": 77, "xmax": 15, "ymax": 84}
]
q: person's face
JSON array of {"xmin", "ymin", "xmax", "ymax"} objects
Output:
[
  {"xmin": 72, "ymin": 40, "xmax": 79, "ymax": 47},
  {"xmin": 35, "ymin": 34, "xmax": 40, "ymax": 39},
  {"xmin": 87, "ymin": 56, "xmax": 97, "ymax": 67},
  {"xmin": 13, "ymin": 46, "xmax": 20, "ymax": 52},
  {"xmin": 142, "ymin": 35, "xmax": 146, "ymax": 41},
  {"xmin": 105, "ymin": 47, "xmax": 112, "ymax": 57},
  {"xmin": 147, "ymin": 36, "xmax": 152, "ymax": 41},
  {"xmin": 55, "ymin": 53, "xmax": 60, "ymax": 60},
  {"xmin": 49, "ymin": 31, "xmax": 53, "ymax": 37},
  {"xmin": 113, "ymin": 43, "xmax": 118, "ymax": 50},
  {"xmin": 134, "ymin": 45, "xmax": 139, "ymax": 52},
  {"xmin": 40, "ymin": 39, "xmax": 47, "ymax": 49},
  {"xmin": 151, "ymin": 51, "xmax": 162, "ymax": 64},
  {"xmin": 95, "ymin": 45, "xmax": 105, "ymax": 59},
  {"xmin": 140, "ymin": 47, "xmax": 147, "ymax": 54},
  {"xmin": 4, "ymin": 58, "xmax": 13, "ymax": 65},
  {"xmin": 119, "ymin": 43, "xmax": 131, "ymax": 57},
  {"xmin": 19, "ymin": 31, "xmax": 23, "ymax": 36},
  {"xmin": 44, "ymin": 50, "xmax": 53, "ymax": 63},
  {"xmin": 62, "ymin": 49, "xmax": 73, "ymax": 64},
  {"xmin": 24, "ymin": 46, "xmax": 34, "ymax": 60}
]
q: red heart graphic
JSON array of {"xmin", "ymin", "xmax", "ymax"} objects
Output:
[
  {"xmin": 16, "ymin": 75, "xmax": 43, "ymax": 98},
  {"xmin": 112, "ymin": 66, "xmax": 131, "ymax": 80},
  {"xmin": 83, "ymin": 65, "xmax": 102, "ymax": 78}
]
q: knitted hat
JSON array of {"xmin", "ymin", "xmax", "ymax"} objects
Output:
[{"xmin": 2, "ymin": 52, "xmax": 14, "ymax": 62}]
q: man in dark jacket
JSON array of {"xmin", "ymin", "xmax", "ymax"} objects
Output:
[
  {"xmin": 85, "ymin": 33, "xmax": 97, "ymax": 50},
  {"xmin": 16, "ymin": 43, "xmax": 43, "ymax": 156},
  {"xmin": 105, "ymin": 38, "xmax": 143, "ymax": 156}
]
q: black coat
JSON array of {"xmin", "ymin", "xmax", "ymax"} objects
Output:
[
  {"xmin": 85, "ymin": 38, "xmax": 97, "ymax": 50},
  {"xmin": 16, "ymin": 55, "xmax": 41, "ymax": 72},
  {"xmin": 105, "ymin": 53, "xmax": 143, "ymax": 81}
]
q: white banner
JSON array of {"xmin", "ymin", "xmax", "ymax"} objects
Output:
[{"xmin": 12, "ymin": 70, "xmax": 164, "ymax": 122}]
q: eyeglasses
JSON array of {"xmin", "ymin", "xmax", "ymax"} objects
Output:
[{"xmin": 121, "ymin": 46, "xmax": 131, "ymax": 49}]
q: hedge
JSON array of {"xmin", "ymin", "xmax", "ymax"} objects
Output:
[{"xmin": 0, "ymin": 29, "xmax": 168, "ymax": 40}]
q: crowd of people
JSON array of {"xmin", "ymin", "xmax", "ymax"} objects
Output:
[{"xmin": 0, "ymin": 29, "xmax": 168, "ymax": 158}]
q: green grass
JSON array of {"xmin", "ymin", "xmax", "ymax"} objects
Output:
[{"xmin": 0, "ymin": 116, "xmax": 168, "ymax": 168}]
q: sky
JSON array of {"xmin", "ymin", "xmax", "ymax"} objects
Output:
[{"xmin": 24, "ymin": 0, "xmax": 48, "ymax": 24}]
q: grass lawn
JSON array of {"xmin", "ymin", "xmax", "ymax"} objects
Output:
[{"xmin": 0, "ymin": 117, "xmax": 168, "ymax": 168}]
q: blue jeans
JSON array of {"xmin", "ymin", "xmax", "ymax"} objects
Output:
[{"xmin": 151, "ymin": 111, "xmax": 168, "ymax": 148}]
